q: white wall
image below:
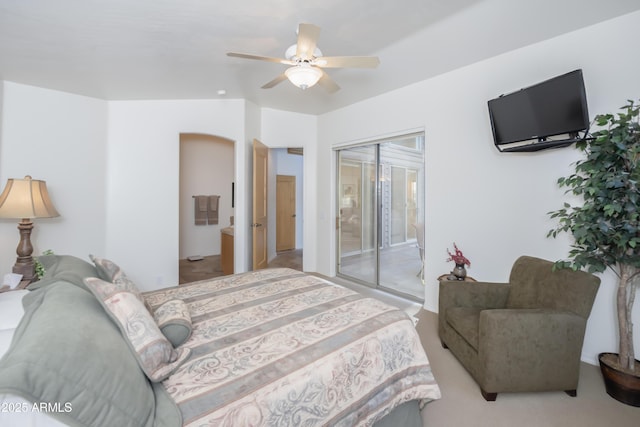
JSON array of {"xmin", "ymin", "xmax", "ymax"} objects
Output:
[
  {"xmin": 0, "ymin": 82, "xmax": 107, "ymax": 272},
  {"xmin": 179, "ymin": 134, "xmax": 234, "ymax": 258},
  {"xmin": 106, "ymin": 99, "xmax": 252, "ymax": 290},
  {"xmin": 315, "ymin": 11, "xmax": 640, "ymax": 364},
  {"xmin": 0, "ymin": 89, "xmax": 255, "ymax": 288},
  {"xmin": 260, "ymin": 108, "xmax": 317, "ymax": 271}
]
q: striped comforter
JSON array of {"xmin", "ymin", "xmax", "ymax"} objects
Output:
[{"xmin": 143, "ymin": 268, "xmax": 440, "ymax": 426}]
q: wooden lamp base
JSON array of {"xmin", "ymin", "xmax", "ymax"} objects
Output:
[{"xmin": 12, "ymin": 218, "xmax": 36, "ymax": 282}]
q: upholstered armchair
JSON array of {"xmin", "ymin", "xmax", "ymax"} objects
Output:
[{"xmin": 438, "ymin": 255, "xmax": 600, "ymax": 401}]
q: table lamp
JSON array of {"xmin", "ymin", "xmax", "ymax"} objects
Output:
[{"xmin": 0, "ymin": 175, "xmax": 60, "ymax": 281}]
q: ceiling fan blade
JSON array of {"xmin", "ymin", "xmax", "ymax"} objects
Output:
[
  {"xmin": 261, "ymin": 73, "xmax": 288, "ymax": 89},
  {"xmin": 317, "ymin": 71, "xmax": 340, "ymax": 93},
  {"xmin": 296, "ymin": 23, "xmax": 321, "ymax": 60},
  {"xmin": 227, "ymin": 52, "xmax": 294, "ymax": 65},
  {"xmin": 314, "ymin": 56, "xmax": 380, "ymax": 68}
]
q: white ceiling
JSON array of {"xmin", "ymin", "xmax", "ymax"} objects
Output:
[{"xmin": 1, "ymin": 0, "xmax": 638, "ymax": 115}]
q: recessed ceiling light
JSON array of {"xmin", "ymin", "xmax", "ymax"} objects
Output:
[{"xmin": 217, "ymin": 89, "xmax": 226, "ymax": 96}]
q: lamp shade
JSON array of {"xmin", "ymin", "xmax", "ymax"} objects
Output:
[
  {"xmin": 0, "ymin": 176, "xmax": 60, "ymax": 219},
  {"xmin": 285, "ymin": 64, "xmax": 322, "ymax": 90}
]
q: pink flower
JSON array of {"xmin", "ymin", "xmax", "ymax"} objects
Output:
[{"xmin": 446, "ymin": 243, "xmax": 470, "ymax": 267}]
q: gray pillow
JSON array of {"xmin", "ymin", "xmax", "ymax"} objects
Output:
[
  {"xmin": 27, "ymin": 255, "xmax": 98, "ymax": 291},
  {"xmin": 88, "ymin": 255, "xmax": 152, "ymax": 311},
  {"xmin": 89, "ymin": 254, "xmax": 125, "ymax": 281},
  {"xmin": 0, "ymin": 282, "xmax": 181, "ymax": 427}
]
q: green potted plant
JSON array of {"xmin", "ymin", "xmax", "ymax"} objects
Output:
[
  {"xmin": 548, "ymin": 99, "xmax": 640, "ymax": 406},
  {"xmin": 33, "ymin": 249, "xmax": 55, "ymax": 280}
]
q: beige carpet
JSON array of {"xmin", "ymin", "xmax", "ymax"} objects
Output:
[{"xmin": 415, "ymin": 310, "xmax": 640, "ymax": 427}]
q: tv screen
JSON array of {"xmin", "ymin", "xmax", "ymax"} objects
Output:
[{"xmin": 488, "ymin": 69, "xmax": 589, "ymax": 151}]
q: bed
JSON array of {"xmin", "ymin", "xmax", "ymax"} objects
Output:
[{"xmin": 0, "ymin": 255, "xmax": 440, "ymax": 426}]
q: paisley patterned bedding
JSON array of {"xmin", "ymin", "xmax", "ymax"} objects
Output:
[{"xmin": 143, "ymin": 268, "xmax": 441, "ymax": 426}]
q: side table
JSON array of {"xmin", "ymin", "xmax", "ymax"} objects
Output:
[{"xmin": 437, "ymin": 274, "xmax": 477, "ymax": 282}]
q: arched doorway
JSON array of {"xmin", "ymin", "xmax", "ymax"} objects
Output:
[{"xmin": 178, "ymin": 133, "xmax": 235, "ymax": 282}]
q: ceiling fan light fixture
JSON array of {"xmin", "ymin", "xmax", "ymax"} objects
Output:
[{"xmin": 285, "ymin": 64, "xmax": 322, "ymax": 90}]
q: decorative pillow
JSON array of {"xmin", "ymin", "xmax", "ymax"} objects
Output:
[
  {"xmin": 84, "ymin": 277, "xmax": 190, "ymax": 382},
  {"xmin": 89, "ymin": 254, "xmax": 151, "ymax": 311},
  {"xmin": 90, "ymin": 254, "xmax": 126, "ymax": 281},
  {"xmin": 153, "ymin": 299, "xmax": 193, "ymax": 347}
]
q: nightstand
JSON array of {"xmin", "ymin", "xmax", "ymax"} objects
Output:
[{"xmin": 0, "ymin": 279, "xmax": 32, "ymax": 293}]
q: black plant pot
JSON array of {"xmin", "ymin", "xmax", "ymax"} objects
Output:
[{"xmin": 599, "ymin": 352, "xmax": 640, "ymax": 407}]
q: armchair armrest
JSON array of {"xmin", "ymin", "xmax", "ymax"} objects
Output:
[
  {"xmin": 438, "ymin": 280, "xmax": 510, "ymax": 314},
  {"xmin": 438, "ymin": 280, "xmax": 510, "ymax": 351},
  {"xmin": 478, "ymin": 309, "xmax": 586, "ymax": 392}
]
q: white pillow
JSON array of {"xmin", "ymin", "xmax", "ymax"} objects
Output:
[
  {"xmin": 0, "ymin": 290, "xmax": 29, "ymax": 331},
  {"xmin": 0, "ymin": 290, "xmax": 30, "ymax": 359}
]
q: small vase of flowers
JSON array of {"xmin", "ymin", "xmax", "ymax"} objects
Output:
[{"xmin": 447, "ymin": 243, "xmax": 470, "ymax": 280}]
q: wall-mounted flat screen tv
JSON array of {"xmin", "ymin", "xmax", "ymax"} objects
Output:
[{"xmin": 487, "ymin": 69, "xmax": 589, "ymax": 152}]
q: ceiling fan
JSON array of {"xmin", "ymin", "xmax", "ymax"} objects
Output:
[{"xmin": 227, "ymin": 23, "xmax": 380, "ymax": 93}]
